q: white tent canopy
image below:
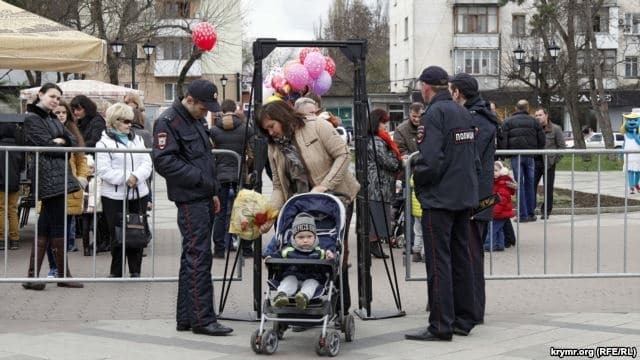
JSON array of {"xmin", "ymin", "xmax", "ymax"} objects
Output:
[
  {"xmin": 0, "ymin": 0, "xmax": 106, "ymax": 73},
  {"xmin": 20, "ymin": 80, "xmax": 143, "ymax": 104}
]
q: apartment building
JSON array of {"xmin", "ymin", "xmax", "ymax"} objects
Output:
[{"xmin": 388, "ymin": 0, "xmax": 640, "ymax": 130}]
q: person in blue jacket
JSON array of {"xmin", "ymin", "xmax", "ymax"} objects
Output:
[
  {"xmin": 405, "ymin": 66, "xmax": 479, "ymax": 342},
  {"xmin": 152, "ymin": 80, "xmax": 232, "ymax": 337}
]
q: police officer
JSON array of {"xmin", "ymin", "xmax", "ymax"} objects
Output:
[
  {"xmin": 405, "ymin": 66, "xmax": 478, "ymax": 342},
  {"xmin": 152, "ymin": 80, "xmax": 233, "ymax": 336},
  {"xmin": 450, "ymin": 73, "xmax": 499, "ymax": 325}
]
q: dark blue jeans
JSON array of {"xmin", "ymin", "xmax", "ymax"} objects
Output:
[{"xmin": 511, "ymin": 156, "xmax": 536, "ymax": 219}]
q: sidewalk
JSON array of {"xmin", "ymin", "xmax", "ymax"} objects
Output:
[{"xmin": 1, "ymin": 172, "xmax": 640, "ymax": 359}]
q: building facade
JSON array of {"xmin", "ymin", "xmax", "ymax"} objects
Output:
[{"xmin": 388, "ymin": 0, "xmax": 640, "ymax": 131}]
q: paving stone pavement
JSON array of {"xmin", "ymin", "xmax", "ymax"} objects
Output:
[{"xmin": 1, "ymin": 171, "xmax": 639, "ymax": 359}]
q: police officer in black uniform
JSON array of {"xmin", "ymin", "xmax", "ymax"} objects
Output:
[
  {"xmin": 152, "ymin": 80, "xmax": 233, "ymax": 336},
  {"xmin": 405, "ymin": 66, "xmax": 479, "ymax": 342},
  {"xmin": 450, "ymin": 73, "xmax": 499, "ymax": 325}
]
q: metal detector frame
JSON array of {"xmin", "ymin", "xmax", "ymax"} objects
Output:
[{"xmin": 249, "ymin": 38, "xmax": 386, "ymax": 319}]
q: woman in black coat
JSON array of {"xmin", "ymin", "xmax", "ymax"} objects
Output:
[
  {"xmin": 22, "ymin": 83, "xmax": 83, "ymax": 290},
  {"xmin": 70, "ymin": 95, "xmax": 106, "ymax": 149}
]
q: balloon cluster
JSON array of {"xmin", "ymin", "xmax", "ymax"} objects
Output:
[
  {"xmin": 192, "ymin": 22, "xmax": 217, "ymax": 52},
  {"xmin": 264, "ymin": 48, "xmax": 336, "ymax": 104}
]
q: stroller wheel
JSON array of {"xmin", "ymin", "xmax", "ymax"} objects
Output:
[
  {"xmin": 316, "ymin": 330, "xmax": 341, "ymax": 357},
  {"xmin": 342, "ymin": 314, "xmax": 355, "ymax": 342},
  {"xmin": 250, "ymin": 329, "xmax": 262, "ymax": 354},
  {"xmin": 261, "ymin": 329, "xmax": 279, "ymax": 355}
]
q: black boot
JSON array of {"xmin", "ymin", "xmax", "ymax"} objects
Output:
[
  {"xmin": 22, "ymin": 237, "xmax": 48, "ymax": 290},
  {"xmin": 52, "ymin": 238, "xmax": 83, "ymax": 288}
]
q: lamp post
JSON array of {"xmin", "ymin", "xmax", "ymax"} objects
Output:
[
  {"xmin": 513, "ymin": 40, "xmax": 561, "ymax": 106},
  {"xmin": 220, "ymin": 74, "xmax": 228, "ymax": 100},
  {"xmin": 110, "ymin": 39, "xmax": 156, "ymax": 89}
]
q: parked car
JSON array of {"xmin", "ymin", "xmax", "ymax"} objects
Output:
[
  {"xmin": 563, "ymin": 130, "xmax": 575, "ymax": 148},
  {"xmin": 336, "ymin": 126, "xmax": 350, "ymax": 145},
  {"xmin": 584, "ymin": 132, "xmax": 624, "ymax": 149}
]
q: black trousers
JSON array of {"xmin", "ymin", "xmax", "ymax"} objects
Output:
[
  {"xmin": 469, "ymin": 220, "xmax": 487, "ymax": 324},
  {"xmin": 534, "ymin": 162, "xmax": 556, "ymax": 216},
  {"xmin": 422, "ymin": 208, "xmax": 475, "ymax": 337},
  {"xmin": 175, "ymin": 199, "xmax": 217, "ymax": 327},
  {"xmin": 102, "ymin": 196, "xmax": 148, "ymax": 277}
]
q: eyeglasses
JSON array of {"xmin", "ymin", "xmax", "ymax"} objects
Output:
[{"xmin": 118, "ymin": 118, "xmax": 133, "ymax": 125}]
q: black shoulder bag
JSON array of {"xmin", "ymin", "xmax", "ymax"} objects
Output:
[{"xmin": 114, "ymin": 187, "xmax": 151, "ymax": 248}]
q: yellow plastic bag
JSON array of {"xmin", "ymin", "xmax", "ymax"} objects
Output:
[{"xmin": 229, "ymin": 189, "xmax": 279, "ymax": 240}]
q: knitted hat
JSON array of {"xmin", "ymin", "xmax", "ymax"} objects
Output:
[
  {"xmin": 291, "ymin": 212, "xmax": 318, "ymax": 252},
  {"xmin": 495, "ymin": 160, "xmax": 509, "ymax": 176}
]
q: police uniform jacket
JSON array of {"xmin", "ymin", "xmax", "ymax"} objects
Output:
[
  {"xmin": 465, "ymin": 96, "xmax": 498, "ymax": 221},
  {"xmin": 499, "ymin": 111, "xmax": 545, "ymax": 150},
  {"xmin": 414, "ymin": 91, "xmax": 479, "ymax": 210},
  {"xmin": 152, "ymin": 100, "xmax": 218, "ymax": 203}
]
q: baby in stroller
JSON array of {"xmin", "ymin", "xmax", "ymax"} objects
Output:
[
  {"xmin": 270, "ymin": 212, "xmax": 335, "ymax": 310},
  {"xmin": 252, "ymin": 192, "xmax": 354, "ymax": 356}
]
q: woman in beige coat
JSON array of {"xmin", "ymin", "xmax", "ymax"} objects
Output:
[{"xmin": 257, "ymin": 99, "xmax": 359, "ymax": 315}]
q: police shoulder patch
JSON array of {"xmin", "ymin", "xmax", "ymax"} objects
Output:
[
  {"xmin": 156, "ymin": 132, "xmax": 168, "ymax": 150},
  {"xmin": 453, "ymin": 128, "xmax": 475, "ymax": 144},
  {"xmin": 416, "ymin": 125, "xmax": 425, "ymax": 144}
]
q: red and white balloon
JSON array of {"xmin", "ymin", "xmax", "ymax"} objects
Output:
[{"xmin": 191, "ymin": 22, "xmax": 217, "ymax": 51}]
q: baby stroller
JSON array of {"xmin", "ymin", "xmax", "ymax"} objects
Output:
[{"xmin": 251, "ymin": 192, "xmax": 355, "ymax": 356}]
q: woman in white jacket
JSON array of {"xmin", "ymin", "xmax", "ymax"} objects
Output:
[{"xmin": 96, "ymin": 103, "xmax": 152, "ymax": 278}]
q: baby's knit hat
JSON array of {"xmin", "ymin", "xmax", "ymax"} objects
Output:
[{"xmin": 291, "ymin": 212, "xmax": 318, "ymax": 252}]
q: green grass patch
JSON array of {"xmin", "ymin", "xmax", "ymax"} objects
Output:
[{"xmin": 554, "ymin": 154, "xmax": 622, "ymax": 171}]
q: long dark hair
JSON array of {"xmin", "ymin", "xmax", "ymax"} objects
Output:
[
  {"xmin": 369, "ymin": 108, "xmax": 389, "ymax": 135},
  {"xmin": 69, "ymin": 94, "xmax": 98, "ymax": 117},
  {"xmin": 58, "ymin": 100, "xmax": 86, "ymax": 148},
  {"xmin": 257, "ymin": 100, "xmax": 306, "ymax": 142},
  {"xmin": 34, "ymin": 83, "xmax": 62, "ymax": 104}
]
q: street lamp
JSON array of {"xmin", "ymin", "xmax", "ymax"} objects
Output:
[
  {"xmin": 110, "ymin": 39, "xmax": 156, "ymax": 89},
  {"xmin": 220, "ymin": 74, "xmax": 228, "ymax": 100},
  {"xmin": 512, "ymin": 40, "xmax": 561, "ymax": 105}
]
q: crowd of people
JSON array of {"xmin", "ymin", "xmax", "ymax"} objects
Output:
[{"xmin": 1, "ymin": 62, "xmax": 570, "ymax": 340}]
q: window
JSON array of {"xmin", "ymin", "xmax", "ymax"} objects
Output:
[
  {"xmin": 394, "ymin": 23, "xmax": 397, "ymax": 45},
  {"xmin": 160, "ymin": 38, "xmax": 192, "ymax": 60},
  {"xmin": 394, "ymin": 63, "xmax": 398, "ymax": 82},
  {"xmin": 404, "ymin": 59, "xmax": 409, "ymax": 78},
  {"xmin": 124, "ymin": 83, "xmax": 138, "ymax": 90},
  {"xmin": 404, "ymin": 17, "xmax": 409, "ymax": 40},
  {"xmin": 164, "ymin": 82, "xmax": 189, "ymax": 102},
  {"xmin": 625, "ymin": 57, "xmax": 638, "ymax": 78},
  {"xmin": 512, "ymin": 14, "xmax": 526, "ymax": 36},
  {"xmin": 159, "ymin": 0, "xmax": 190, "ymax": 19},
  {"xmin": 454, "ymin": 49, "xmax": 499, "ymax": 75},
  {"xmin": 592, "ymin": 8, "xmax": 609, "ymax": 33},
  {"xmin": 623, "ymin": 13, "xmax": 640, "ymax": 34},
  {"xmin": 577, "ymin": 50, "xmax": 616, "ymax": 76},
  {"xmin": 455, "ymin": 6, "xmax": 498, "ymax": 34}
]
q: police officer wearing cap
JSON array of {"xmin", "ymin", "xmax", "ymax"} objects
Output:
[
  {"xmin": 450, "ymin": 72, "xmax": 499, "ymax": 325},
  {"xmin": 405, "ymin": 66, "xmax": 478, "ymax": 342},
  {"xmin": 152, "ymin": 79, "xmax": 233, "ymax": 336}
]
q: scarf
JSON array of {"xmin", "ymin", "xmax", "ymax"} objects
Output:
[
  {"xmin": 274, "ymin": 136, "xmax": 310, "ymax": 194},
  {"xmin": 377, "ymin": 129, "xmax": 402, "ymax": 160},
  {"xmin": 111, "ymin": 129, "xmax": 129, "ymax": 145}
]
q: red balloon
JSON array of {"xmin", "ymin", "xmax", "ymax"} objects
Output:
[
  {"xmin": 192, "ymin": 22, "xmax": 217, "ymax": 52},
  {"xmin": 299, "ymin": 47, "xmax": 320, "ymax": 64},
  {"xmin": 325, "ymin": 56, "xmax": 336, "ymax": 77}
]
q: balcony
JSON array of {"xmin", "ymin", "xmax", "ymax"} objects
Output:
[
  {"xmin": 453, "ymin": 33, "xmax": 499, "ymax": 48},
  {"xmin": 154, "ymin": 59, "xmax": 202, "ymax": 77}
]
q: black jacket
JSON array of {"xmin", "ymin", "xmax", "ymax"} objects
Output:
[
  {"xmin": 414, "ymin": 91, "xmax": 479, "ymax": 210},
  {"xmin": 152, "ymin": 100, "xmax": 218, "ymax": 203},
  {"xmin": 209, "ymin": 113, "xmax": 254, "ymax": 184},
  {"xmin": 77, "ymin": 113, "xmax": 106, "ymax": 148},
  {"xmin": 465, "ymin": 96, "xmax": 498, "ymax": 221},
  {"xmin": 0, "ymin": 123, "xmax": 25, "ymax": 192},
  {"xmin": 24, "ymin": 103, "xmax": 79, "ymax": 199},
  {"xmin": 499, "ymin": 110, "xmax": 545, "ymax": 151}
]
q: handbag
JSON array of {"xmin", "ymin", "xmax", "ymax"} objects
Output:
[{"xmin": 114, "ymin": 187, "xmax": 151, "ymax": 248}]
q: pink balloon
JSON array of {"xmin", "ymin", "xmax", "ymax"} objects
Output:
[
  {"xmin": 191, "ymin": 22, "xmax": 217, "ymax": 51},
  {"xmin": 311, "ymin": 71, "xmax": 332, "ymax": 95},
  {"xmin": 285, "ymin": 63, "xmax": 311, "ymax": 91},
  {"xmin": 304, "ymin": 52, "xmax": 326, "ymax": 80},
  {"xmin": 299, "ymin": 47, "xmax": 320, "ymax": 64},
  {"xmin": 325, "ymin": 56, "xmax": 336, "ymax": 77},
  {"xmin": 271, "ymin": 74, "xmax": 286, "ymax": 92}
]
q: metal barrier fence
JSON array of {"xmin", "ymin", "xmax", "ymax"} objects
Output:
[
  {"xmin": 0, "ymin": 145, "xmax": 245, "ymax": 284},
  {"xmin": 403, "ymin": 148, "xmax": 640, "ymax": 281}
]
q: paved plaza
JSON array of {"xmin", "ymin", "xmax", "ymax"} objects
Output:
[{"xmin": 1, "ymin": 171, "xmax": 639, "ymax": 359}]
